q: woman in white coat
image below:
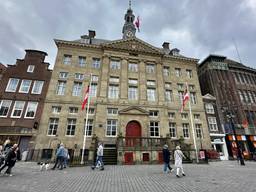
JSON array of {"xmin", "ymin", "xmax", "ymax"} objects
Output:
[{"xmin": 174, "ymin": 146, "xmax": 186, "ymax": 178}]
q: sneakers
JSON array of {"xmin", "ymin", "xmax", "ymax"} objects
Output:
[
  {"xmin": 170, "ymin": 168, "xmax": 174, "ymax": 173},
  {"xmin": 176, "ymin": 175, "xmax": 180, "ymax": 178},
  {"xmin": 182, "ymin": 173, "xmax": 186, "ymax": 176}
]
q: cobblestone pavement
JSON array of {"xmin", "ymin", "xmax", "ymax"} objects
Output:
[{"xmin": 0, "ymin": 161, "xmax": 255, "ymax": 192}]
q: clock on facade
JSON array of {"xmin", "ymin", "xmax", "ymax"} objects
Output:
[{"xmin": 126, "ymin": 31, "xmax": 134, "ymax": 38}]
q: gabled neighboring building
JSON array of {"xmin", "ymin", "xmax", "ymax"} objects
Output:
[
  {"xmin": 0, "ymin": 63, "xmax": 7, "ymax": 80},
  {"xmin": 0, "ymin": 50, "xmax": 52, "ymax": 153},
  {"xmin": 202, "ymin": 94, "xmax": 228, "ymax": 160}
]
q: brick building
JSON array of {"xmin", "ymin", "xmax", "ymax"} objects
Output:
[
  {"xmin": 198, "ymin": 54, "xmax": 256, "ymax": 159},
  {"xmin": 0, "ymin": 50, "xmax": 52, "ymax": 153}
]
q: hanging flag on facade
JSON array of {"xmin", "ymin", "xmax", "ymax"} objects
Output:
[
  {"xmin": 135, "ymin": 16, "xmax": 140, "ymax": 32},
  {"xmin": 81, "ymin": 86, "xmax": 90, "ymax": 110},
  {"xmin": 242, "ymin": 119, "xmax": 249, "ymax": 128},
  {"xmin": 180, "ymin": 84, "xmax": 190, "ymax": 112}
]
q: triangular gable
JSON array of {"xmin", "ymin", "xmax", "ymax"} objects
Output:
[
  {"xmin": 102, "ymin": 37, "xmax": 163, "ymax": 55},
  {"xmin": 119, "ymin": 106, "xmax": 149, "ymax": 115},
  {"xmin": 202, "ymin": 93, "xmax": 216, "ymax": 100}
]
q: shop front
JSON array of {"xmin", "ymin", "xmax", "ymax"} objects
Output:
[{"xmin": 210, "ymin": 133, "xmax": 228, "ymax": 160}]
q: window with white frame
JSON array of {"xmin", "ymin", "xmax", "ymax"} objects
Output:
[
  {"xmin": 110, "ymin": 60, "xmax": 121, "ymax": 70},
  {"xmin": 169, "ymin": 123, "xmax": 176, "ymax": 138},
  {"xmin": 189, "ymin": 85, "xmax": 195, "ymax": 91},
  {"xmin": 6, "ymin": 78, "xmax": 19, "ymax": 92},
  {"xmin": 178, "ymin": 91, "xmax": 183, "ymax": 103},
  {"xmin": 78, "ymin": 56, "xmax": 86, "ymax": 67},
  {"xmin": 27, "ymin": 65, "xmax": 35, "ymax": 73},
  {"xmin": 194, "ymin": 114, "xmax": 200, "ymax": 121},
  {"xmin": 177, "ymin": 83, "xmax": 184, "ymax": 90},
  {"xmin": 92, "ymin": 75, "xmax": 99, "ymax": 82},
  {"xmin": 165, "ymin": 83, "xmax": 171, "ymax": 88},
  {"xmin": 56, "ymin": 81, "xmax": 66, "ymax": 95},
  {"xmin": 31, "ymin": 81, "xmax": 44, "ymax": 94},
  {"xmin": 175, "ymin": 68, "xmax": 181, "ymax": 77},
  {"xmin": 128, "ymin": 86, "xmax": 138, "ymax": 100},
  {"xmin": 146, "ymin": 64, "xmax": 155, "ymax": 73},
  {"xmin": 190, "ymin": 92, "xmax": 197, "ymax": 104},
  {"xmin": 0, "ymin": 100, "xmax": 12, "ymax": 117},
  {"xmin": 106, "ymin": 119, "xmax": 117, "ymax": 136},
  {"xmin": 108, "ymin": 84, "xmax": 119, "ymax": 99},
  {"xmin": 66, "ymin": 119, "xmax": 76, "ymax": 136},
  {"xmin": 195, "ymin": 124, "xmax": 202, "ymax": 138},
  {"xmin": 52, "ymin": 106, "xmax": 61, "ymax": 114},
  {"xmin": 88, "ymin": 108, "xmax": 95, "ymax": 115},
  {"xmin": 168, "ymin": 112, "xmax": 175, "ymax": 119},
  {"xmin": 84, "ymin": 119, "xmax": 93, "ymax": 136},
  {"xmin": 128, "ymin": 79, "xmax": 138, "ymax": 85},
  {"xmin": 165, "ymin": 90, "xmax": 173, "ymax": 102},
  {"xmin": 63, "ymin": 55, "xmax": 72, "ymax": 65},
  {"xmin": 181, "ymin": 113, "xmax": 188, "ymax": 120},
  {"xmin": 90, "ymin": 83, "xmax": 97, "ymax": 97},
  {"xmin": 107, "ymin": 108, "xmax": 118, "ymax": 115},
  {"xmin": 11, "ymin": 101, "xmax": 25, "ymax": 118},
  {"xmin": 72, "ymin": 82, "xmax": 82, "ymax": 96},
  {"xmin": 150, "ymin": 121, "xmax": 159, "ymax": 137},
  {"xmin": 69, "ymin": 107, "xmax": 78, "ymax": 114},
  {"xmin": 149, "ymin": 110, "xmax": 158, "ymax": 117},
  {"xmin": 182, "ymin": 123, "xmax": 190, "ymax": 138},
  {"xmin": 186, "ymin": 69, "xmax": 192, "ymax": 78},
  {"xmin": 59, "ymin": 72, "xmax": 68, "ymax": 79},
  {"xmin": 147, "ymin": 80, "xmax": 156, "ymax": 86},
  {"xmin": 109, "ymin": 76, "xmax": 119, "ymax": 83},
  {"xmin": 47, "ymin": 118, "xmax": 59, "ymax": 135},
  {"xmin": 25, "ymin": 102, "xmax": 38, "ymax": 118},
  {"xmin": 163, "ymin": 66, "xmax": 170, "ymax": 76},
  {"xmin": 19, "ymin": 80, "xmax": 32, "ymax": 93},
  {"xmin": 147, "ymin": 88, "xmax": 156, "ymax": 101},
  {"xmin": 92, "ymin": 58, "xmax": 101, "ymax": 69},
  {"xmin": 128, "ymin": 63, "xmax": 138, "ymax": 72},
  {"xmin": 75, "ymin": 73, "xmax": 84, "ymax": 80},
  {"xmin": 205, "ymin": 103, "xmax": 214, "ymax": 114},
  {"xmin": 208, "ymin": 117, "xmax": 218, "ymax": 131}
]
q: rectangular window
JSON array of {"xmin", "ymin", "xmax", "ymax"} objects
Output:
[
  {"xmin": 52, "ymin": 106, "xmax": 61, "ymax": 114},
  {"xmin": 147, "ymin": 80, "xmax": 156, "ymax": 86},
  {"xmin": 85, "ymin": 119, "xmax": 93, "ymax": 136},
  {"xmin": 92, "ymin": 75, "xmax": 99, "ymax": 82},
  {"xmin": 182, "ymin": 123, "xmax": 189, "ymax": 138},
  {"xmin": 11, "ymin": 101, "xmax": 25, "ymax": 118},
  {"xmin": 149, "ymin": 110, "xmax": 158, "ymax": 117},
  {"xmin": 205, "ymin": 103, "xmax": 214, "ymax": 114},
  {"xmin": 186, "ymin": 69, "xmax": 192, "ymax": 78},
  {"xmin": 194, "ymin": 114, "xmax": 200, "ymax": 121},
  {"xmin": 128, "ymin": 63, "xmax": 138, "ymax": 72},
  {"xmin": 90, "ymin": 83, "xmax": 97, "ymax": 97},
  {"xmin": 208, "ymin": 117, "xmax": 218, "ymax": 131},
  {"xmin": 31, "ymin": 81, "xmax": 44, "ymax": 94},
  {"xmin": 24, "ymin": 102, "xmax": 38, "ymax": 118},
  {"xmin": 108, "ymin": 85, "xmax": 119, "ymax": 99},
  {"xmin": 75, "ymin": 73, "xmax": 84, "ymax": 80},
  {"xmin": 69, "ymin": 107, "xmax": 78, "ymax": 114},
  {"xmin": 107, "ymin": 108, "xmax": 118, "ymax": 115},
  {"xmin": 165, "ymin": 83, "xmax": 171, "ymax": 88},
  {"xmin": 19, "ymin": 80, "xmax": 32, "ymax": 93},
  {"xmin": 146, "ymin": 64, "xmax": 155, "ymax": 73},
  {"xmin": 175, "ymin": 68, "xmax": 181, "ymax": 77},
  {"xmin": 27, "ymin": 65, "xmax": 35, "ymax": 73},
  {"xmin": 56, "ymin": 81, "xmax": 66, "ymax": 95},
  {"xmin": 78, "ymin": 56, "xmax": 86, "ymax": 67},
  {"xmin": 128, "ymin": 79, "xmax": 138, "ymax": 85},
  {"xmin": 110, "ymin": 60, "xmax": 121, "ymax": 70},
  {"xmin": 169, "ymin": 123, "xmax": 176, "ymax": 138},
  {"xmin": 163, "ymin": 66, "xmax": 170, "ymax": 76},
  {"xmin": 66, "ymin": 119, "xmax": 76, "ymax": 136},
  {"xmin": 178, "ymin": 91, "xmax": 183, "ymax": 103},
  {"xmin": 181, "ymin": 113, "xmax": 188, "ymax": 120},
  {"xmin": 106, "ymin": 119, "xmax": 117, "ymax": 136},
  {"xmin": 168, "ymin": 112, "xmax": 175, "ymax": 119},
  {"xmin": 47, "ymin": 118, "xmax": 59, "ymax": 135},
  {"xmin": 0, "ymin": 100, "xmax": 12, "ymax": 117},
  {"xmin": 63, "ymin": 55, "xmax": 72, "ymax": 65},
  {"xmin": 190, "ymin": 92, "xmax": 197, "ymax": 104},
  {"xmin": 150, "ymin": 121, "xmax": 159, "ymax": 137},
  {"xmin": 165, "ymin": 90, "xmax": 173, "ymax": 102},
  {"xmin": 189, "ymin": 85, "xmax": 195, "ymax": 91},
  {"xmin": 6, "ymin": 78, "xmax": 19, "ymax": 92},
  {"xmin": 59, "ymin": 72, "xmax": 68, "ymax": 79},
  {"xmin": 88, "ymin": 108, "xmax": 95, "ymax": 115},
  {"xmin": 195, "ymin": 124, "xmax": 202, "ymax": 138},
  {"xmin": 177, "ymin": 83, "xmax": 184, "ymax": 90},
  {"xmin": 147, "ymin": 88, "xmax": 156, "ymax": 101},
  {"xmin": 128, "ymin": 86, "xmax": 138, "ymax": 100},
  {"xmin": 92, "ymin": 58, "xmax": 101, "ymax": 69},
  {"xmin": 72, "ymin": 82, "xmax": 82, "ymax": 96},
  {"xmin": 109, "ymin": 76, "xmax": 119, "ymax": 83}
]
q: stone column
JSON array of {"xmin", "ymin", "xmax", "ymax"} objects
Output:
[
  {"xmin": 156, "ymin": 61, "xmax": 165, "ymax": 105},
  {"xmin": 120, "ymin": 58, "xmax": 128, "ymax": 102},
  {"xmin": 139, "ymin": 60, "xmax": 146, "ymax": 103},
  {"xmin": 99, "ymin": 55, "xmax": 110, "ymax": 99}
]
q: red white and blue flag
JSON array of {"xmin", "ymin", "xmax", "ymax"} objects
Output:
[{"xmin": 81, "ymin": 86, "xmax": 90, "ymax": 110}]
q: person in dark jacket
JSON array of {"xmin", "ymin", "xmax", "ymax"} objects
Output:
[
  {"xmin": 0, "ymin": 144, "xmax": 20, "ymax": 176},
  {"xmin": 162, "ymin": 144, "xmax": 173, "ymax": 173}
]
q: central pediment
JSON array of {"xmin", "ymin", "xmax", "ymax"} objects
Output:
[
  {"xmin": 102, "ymin": 37, "xmax": 163, "ymax": 55},
  {"xmin": 119, "ymin": 106, "xmax": 149, "ymax": 115}
]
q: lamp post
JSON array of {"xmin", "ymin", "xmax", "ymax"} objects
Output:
[{"xmin": 222, "ymin": 108, "xmax": 245, "ymax": 166}]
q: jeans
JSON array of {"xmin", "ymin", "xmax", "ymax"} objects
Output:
[
  {"xmin": 163, "ymin": 162, "xmax": 172, "ymax": 173},
  {"xmin": 97, "ymin": 156, "xmax": 104, "ymax": 168}
]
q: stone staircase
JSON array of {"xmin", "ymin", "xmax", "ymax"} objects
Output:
[{"xmin": 103, "ymin": 147, "xmax": 117, "ymax": 165}]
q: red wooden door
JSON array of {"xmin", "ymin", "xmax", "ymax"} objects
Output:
[
  {"xmin": 124, "ymin": 152, "xmax": 134, "ymax": 165},
  {"xmin": 126, "ymin": 121, "xmax": 141, "ymax": 147}
]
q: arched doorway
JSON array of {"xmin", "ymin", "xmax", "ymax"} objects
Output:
[{"xmin": 125, "ymin": 121, "xmax": 141, "ymax": 147}]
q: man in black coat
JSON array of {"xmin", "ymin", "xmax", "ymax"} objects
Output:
[{"xmin": 163, "ymin": 144, "xmax": 173, "ymax": 173}]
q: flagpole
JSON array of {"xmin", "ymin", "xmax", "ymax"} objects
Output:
[
  {"xmin": 187, "ymin": 83, "xmax": 199, "ymax": 163},
  {"xmin": 81, "ymin": 73, "xmax": 92, "ymax": 165}
]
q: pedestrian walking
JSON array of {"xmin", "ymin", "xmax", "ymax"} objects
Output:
[
  {"xmin": 51, "ymin": 143, "xmax": 65, "ymax": 170},
  {"xmin": 3, "ymin": 139, "xmax": 12, "ymax": 153},
  {"xmin": 162, "ymin": 144, "xmax": 173, "ymax": 173},
  {"xmin": 63, "ymin": 147, "xmax": 69, "ymax": 168},
  {"xmin": 91, "ymin": 142, "xmax": 104, "ymax": 170},
  {"xmin": 0, "ymin": 145, "xmax": 5, "ymax": 166},
  {"xmin": 174, "ymin": 146, "xmax": 186, "ymax": 178}
]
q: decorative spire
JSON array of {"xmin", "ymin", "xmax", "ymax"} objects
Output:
[
  {"xmin": 122, "ymin": 0, "xmax": 136, "ymax": 39},
  {"xmin": 129, "ymin": 0, "xmax": 131, "ymax": 9}
]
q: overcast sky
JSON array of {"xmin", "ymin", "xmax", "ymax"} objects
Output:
[{"xmin": 1, "ymin": 0, "xmax": 255, "ymax": 69}]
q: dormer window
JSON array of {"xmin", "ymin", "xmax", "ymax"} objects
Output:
[{"xmin": 27, "ymin": 65, "xmax": 35, "ymax": 73}]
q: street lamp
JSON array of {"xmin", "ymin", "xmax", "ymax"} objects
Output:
[{"xmin": 222, "ymin": 107, "xmax": 245, "ymax": 166}]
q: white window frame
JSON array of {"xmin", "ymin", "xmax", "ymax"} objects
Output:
[
  {"xmin": 27, "ymin": 65, "xmax": 35, "ymax": 73},
  {"xmin": 31, "ymin": 80, "xmax": 44, "ymax": 94},
  {"xmin": 165, "ymin": 90, "xmax": 173, "ymax": 102},
  {"xmin": 107, "ymin": 108, "xmax": 118, "ymax": 115},
  {"xmin": 84, "ymin": 119, "xmax": 93, "ymax": 136},
  {"xmin": 92, "ymin": 75, "xmax": 99, "ymax": 82},
  {"xmin": 74, "ymin": 73, "xmax": 84, "ymax": 80},
  {"xmin": 106, "ymin": 119, "xmax": 117, "ymax": 137},
  {"xmin": 195, "ymin": 124, "xmax": 203, "ymax": 138},
  {"xmin": 175, "ymin": 68, "xmax": 181, "ymax": 77},
  {"xmin": 11, "ymin": 101, "xmax": 25, "ymax": 118},
  {"xmin": 90, "ymin": 83, "xmax": 97, "ymax": 97},
  {"xmin": 163, "ymin": 66, "xmax": 170, "ymax": 76},
  {"xmin": 149, "ymin": 110, "xmax": 158, "ymax": 117},
  {"xmin": 63, "ymin": 55, "xmax": 72, "ymax": 65},
  {"xmin": 181, "ymin": 113, "xmax": 188, "ymax": 120},
  {"xmin": 186, "ymin": 69, "xmax": 192, "ymax": 78},
  {"xmin": 19, "ymin": 79, "xmax": 32, "ymax": 93},
  {"xmin": 47, "ymin": 118, "xmax": 59, "ymax": 136},
  {"xmin": 0, "ymin": 100, "xmax": 12, "ymax": 117},
  {"xmin": 128, "ymin": 63, "xmax": 138, "ymax": 72},
  {"xmin": 168, "ymin": 112, "xmax": 175, "ymax": 119},
  {"xmin": 59, "ymin": 72, "xmax": 68, "ymax": 79},
  {"xmin": 52, "ymin": 106, "xmax": 61, "ymax": 114},
  {"xmin": 146, "ymin": 64, "xmax": 155, "ymax": 73},
  {"xmin": 108, "ymin": 84, "xmax": 119, "ymax": 99},
  {"xmin": 205, "ymin": 103, "xmax": 214, "ymax": 114},
  {"xmin": 78, "ymin": 56, "xmax": 86, "ymax": 67},
  {"xmin": 208, "ymin": 117, "xmax": 218, "ymax": 131},
  {"xmin": 149, "ymin": 121, "xmax": 160, "ymax": 137},
  {"xmin": 72, "ymin": 82, "xmax": 82, "ymax": 96},
  {"xmin": 147, "ymin": 88, "xmax": 156, "ymax": 101},
  {"xmin": 24, "ymin": 102, "xmax": 38, "ymax": 119},
  {"xmin": 66, "ymin": 119, "xmax": 76, "ymax": 136},
  {"xmin": 110, "ymin": 60, "xmax": 121, "ymax": 70},
  {"xmin": 169, "ymin": 122, "xmax": 176, "ymax": 138},
  {"xmin": 56, "ymin": 81, "xmax": 66, "ymax": 95},
  {"xmin": 182, "ymin": 123, "xmax": 190, "ymax": 138},
  {"xmin": 69, "ymin": 107, "xmax": 78, "ymax": 114},
  {"xmin": 190, "ymin": 92, "xmax": 197, "ymax": 104},
  {"xmin": 165, "ymin": 83, "xmax": 171, "ymax": 88},
  {"xmin": 128, "ymin": 86, "xmax": 138, "ymax": 100},
  {"xmin": 92, "ymin": 58, "xmax": 101, "ymax": 69},
  {"xmin": 5, "ymin": 78, "xmax": 19, "ymax": 92}
]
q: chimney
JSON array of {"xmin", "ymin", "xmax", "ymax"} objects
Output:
[
  {"xmin": 170, "ymin": 48, "xmax": 180, "ymax": 56},
  {"xmin": 88, "ymin": 30, "xmax": 96, "ymax": 39},
  {"xmin": 162, "ymin": 42, "xmax": 170, "ymax": 50}
]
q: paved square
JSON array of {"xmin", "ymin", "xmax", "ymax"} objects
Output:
[{"xmin": 0, "ymin": 161, "xmax": 255, "ymax": 192}]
